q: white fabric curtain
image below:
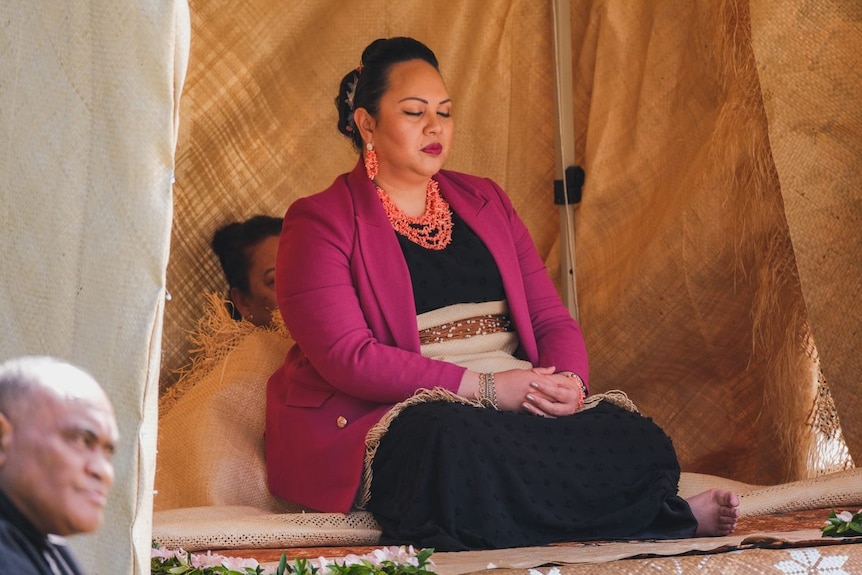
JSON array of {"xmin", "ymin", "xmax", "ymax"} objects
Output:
[{"xmin": 0, "ymin": 2, "xmax": 189, "ymax": 573}]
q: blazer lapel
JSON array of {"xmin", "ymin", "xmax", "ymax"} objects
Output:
[
  {"xmin": 437, "ymin": 171, "xmax": 538, "ymax": 363},
  {"xmin": 349, "ymin": 163, "xmax": 421, "ymax": 352}
]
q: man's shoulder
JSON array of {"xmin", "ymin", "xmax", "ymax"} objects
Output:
[
  {"xmin": 0, "ymin": 524, "xmax": 83, "ymax": 575},
  {"xmin": 0, "ymin": 513, "xmax": 28, "ymax": 543},
  {"xmin": 0, "ymin": 518, "xmax": 47, "ymax": 574}
]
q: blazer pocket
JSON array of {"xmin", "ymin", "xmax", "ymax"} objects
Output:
[{"xmin": 285, "ymin": 384, "xmax": 333, "ymax": 408}]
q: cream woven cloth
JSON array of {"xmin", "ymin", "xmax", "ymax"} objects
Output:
[
  {"xmin": 152, "ymin": 469, "xmax": 862, "ymax": 552},
  {"xmin": 156, "ymin": 294, "xmax": 295, "ymax": 513}
]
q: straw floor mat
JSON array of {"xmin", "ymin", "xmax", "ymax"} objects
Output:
[
  {"xmin": 212, "ymin": 508, "xmax": 862, "ymax": 575},
  {"xmin": 154, "ymin": 469, "xmax": 862, "ymax": 573}
]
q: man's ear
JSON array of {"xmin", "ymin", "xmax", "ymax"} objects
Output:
[
  {"xmin": 353, "ymin": 107, "xmax": 375, "ymax": 144},
  {"xmin": 0, "ymin": 412, "xmax": 11, "ymax": 466}
]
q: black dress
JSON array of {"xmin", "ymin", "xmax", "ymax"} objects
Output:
[{"xmin": 365, "ymin": 214, "xmax": 697, "ymax": 551}]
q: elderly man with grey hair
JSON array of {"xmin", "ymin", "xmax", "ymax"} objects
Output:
[{"xmin": 0, "ymin": 356, "xmax": 119, "ymax": 575}]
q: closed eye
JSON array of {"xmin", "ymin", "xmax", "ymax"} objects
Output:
[{"xmin": 66, "ymin": 428, "xmax": 116, "ymax": 458}]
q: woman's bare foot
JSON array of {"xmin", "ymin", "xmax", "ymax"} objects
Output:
[{"xmin": 687, "ymin": 488, "xmax": 740, "ymax": 536}]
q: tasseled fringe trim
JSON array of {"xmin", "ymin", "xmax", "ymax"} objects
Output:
[{"xmin": 159, "ymin": 292, "xmax": 290, "ymax": 416}]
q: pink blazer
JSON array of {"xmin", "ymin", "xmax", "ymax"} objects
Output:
[{"xmin": 265, "ymin": 160, "xmax": 589, "ymax": 513}]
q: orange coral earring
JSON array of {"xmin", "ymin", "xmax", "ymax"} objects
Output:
[{"xmin": 364, "ymin": 142, "xmax": 378, "ymax": 180}]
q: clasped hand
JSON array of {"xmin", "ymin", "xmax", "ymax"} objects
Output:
[{"xmin": 494, "ymin": 366, "xmax": 584, "ymax": 417}]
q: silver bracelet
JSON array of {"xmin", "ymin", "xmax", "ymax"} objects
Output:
[{"xmin": 477, "ymin": 372, "xmax": 499, "ymax": 410}]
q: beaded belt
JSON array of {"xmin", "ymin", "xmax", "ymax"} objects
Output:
[{"xmin": 418, "ymin": 314, "xmax": 512, "ymax": 345}]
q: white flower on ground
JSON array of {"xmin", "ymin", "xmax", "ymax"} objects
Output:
[
  {"xmin": 221, "ymin": 555, "xmax": 260, "ymax": 570},
  {"xmin": 190, "ymin": 550, "xmax": 229, "ymax": 569},
  {"xmin": 339, "ymin": 553, "xmax": 367, "ymax": 567},
  {"xmin": 312, "ymin": 556, "xmax": 335, "ymax": 575},
  {"xmin": 370, "ymin": 545, "xmax": 420, "ymax": 566},
  {"xmin": 150, "ymin": 546, "xmax": 181, "ymax": 560},
  {"xmin": 153, "ymin": 543, "xmax": 433, "ymax": 575},
  {"xmin": 836, "ymin": 511, "xmax": 853, "ymax": 523}
]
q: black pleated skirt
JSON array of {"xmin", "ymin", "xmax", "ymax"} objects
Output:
[{"xmin": 366, "ymin": 400, "xmax": 697, "ymax": 551}]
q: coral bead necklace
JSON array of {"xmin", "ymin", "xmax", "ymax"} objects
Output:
[{"xmin": 375, "ymin": 178, "xmax": 453, "ymax": 250}]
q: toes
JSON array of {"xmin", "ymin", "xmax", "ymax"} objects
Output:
[
  {"xmin": 719, "ymin": 490, "xmax": 739, "ymax": 505},
  {"xmin": 688, "ymin": 489, "xmax": 741, "ymax": 537}
]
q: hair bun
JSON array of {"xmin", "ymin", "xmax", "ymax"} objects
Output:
[
  {"xmin": 334, "ymin": 37, "xmax": 439, "ymax": 152},
  {"xmin": 335, "ymin": 68, "xmax": 361, "ymax": 139}
]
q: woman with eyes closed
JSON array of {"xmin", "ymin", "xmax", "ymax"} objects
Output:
[
  {"xmin": 265, "ymin": 36, "xmax": 739, "ymax": 551},
  {"xmin": 211, "ymin": 215, "xmax": 283, "ymax": 326}
]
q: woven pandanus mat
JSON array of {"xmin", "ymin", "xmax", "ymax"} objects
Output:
[
  {"xmin": 737, "ymin": 469, "xmax": 862, "ymax": 517},
  {"xmin": 152, "ymin": 469, "xmax": 862, "ymax": 553},
  {"xmin": 429, "ymin": 539, "xmax": 862, "ymax": 575},
  {"xmin": 679, "ymin": 468, "xmax": 862, "ymax": 517},
  {"xmin": 152, "ymin": 506, "xmax": 382, "ymax": 551}
]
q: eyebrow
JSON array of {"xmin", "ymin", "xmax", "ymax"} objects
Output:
[
  {"xmin": 398, "ymin": 97, "xmax": 452, "ymax": 105},
  {"xmin": 65, "ymin": 425, "xmax": 118, "ymax": 452}
]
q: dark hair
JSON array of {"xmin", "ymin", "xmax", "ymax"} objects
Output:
[
  {"xmin": 335, "ymin": 37, "xmax": 439, "ymax": 151},
  {"xmin": 211, "ymin": 214, "xmax": 283, "ymax": 301}
]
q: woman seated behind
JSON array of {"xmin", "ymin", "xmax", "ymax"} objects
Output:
[
  {"xmin": 265, "ymin": 37, "xmax": 739, "ymax": 551},
  {"xmin": 211, "ymin": 215, "xmax": 283, "ymax": 326}
]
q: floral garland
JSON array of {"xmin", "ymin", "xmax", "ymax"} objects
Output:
[
  {"xmin": 151, "ymin": 544, "xmax": 435, "ymax": 575},
  {"xmin": 822, "ymin": 509, "xmax": 862, "ymax": 537}
]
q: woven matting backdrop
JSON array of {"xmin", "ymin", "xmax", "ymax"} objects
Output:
[{"xmin": 568, "ymin": 0, "xmax": 861, "ymax": 483}]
